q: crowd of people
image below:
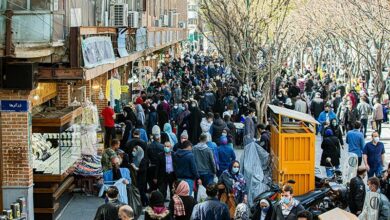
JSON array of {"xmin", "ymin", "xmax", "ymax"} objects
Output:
[{"xmin": 95, "ymin": 51, "xmax": 390, "ymax": 220}]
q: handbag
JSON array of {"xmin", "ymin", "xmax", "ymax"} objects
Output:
[{"xmin": 126, "ymin": 185, "xmax": 142, "ymax": 219}]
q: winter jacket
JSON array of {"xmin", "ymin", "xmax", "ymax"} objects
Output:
[
  {"xmin": 294, "ymin": 98, "xmax": 308, "ymax": 113},
  {"xmin": 211, "ymin": 119, "xmax": 228, "ymax": 143},
  {"xmin": 271, "ymin": 199, "xmax": 304, "ymax": 220},
  {"xmin": 349, "ymin": 175, "xmax": 366, "ymax": 215},
  {"xmin": 310, "ymin": 97, "xmax": 324, "ymax": 119},
  {"xmin": 191, "ymin": 197, "xmax": 230, "ymax": 220},
  {"xmin": 147, "ymin": 141, "xmax": 164, "ymax": 166},
  {"xmin": 357, "ymin": 101, "xmax": 371, "ymax": 119},
  {"xmin": 320, "ymin": 136, "xmax": 341, "ymax": 167},
  {"xmin": 317, "ymin": 110, "xmax": 337, "ymax": 133},
  {"xmin": 373, "ymin": 103, "xmax": 384, "ymax": 120},
  {"xmin": 207, "ymin": 141, "xmax": 220, "ymax": 171},
  {"xmin": 193, "ymin": 142, "xmax": 216, "ymax": 174},
  {"xmin": 217, "ymin": 145, "xmax": 236, "ymax": 175},
  {"xmin": 144, "ymin": 207, "xmax": 172, "ymax": 220},
  {"xmin": 200, "ymin": 118, "xmax": 212, "ymax": 133},
  {"xmin": 173, "ymin": 149, "xmax": 199, "ymax": 180}
]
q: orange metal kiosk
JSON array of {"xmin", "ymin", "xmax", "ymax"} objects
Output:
[{"xmin": 268, "ymin": 104, "xmax": 318, "ymax": 195}]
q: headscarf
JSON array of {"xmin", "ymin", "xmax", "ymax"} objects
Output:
[
  {"xmin": 220, "ymin": 136, "xmax": 228, "ymax": 145},
  {"xmin": 120, "ymin": 120, "xmax": 132, "ymax": 148},
  {"xmin": 220, "ymin": 160, "xmax": 247, "ymax": 203},
  {"xmin": 325, "ymin": 129, "xmax": 333, "ymax": 137},
  {"xmin": 177, "ymin": 103, "xmax": 190, "ymax": 126},
  {"xmin": 136, "ymin": 104, "xmax": 145, "ymax": 126},
  {"xmin": 172, "ymin": 181, "xmax": 190, "ymax": 216},
  {"xmin": 234, "ymin": 203, "xmax": 249, "ymax": 220},
  {"xmin": 164, "ymin": 123, "xmax": 178, "ymax": 145}
]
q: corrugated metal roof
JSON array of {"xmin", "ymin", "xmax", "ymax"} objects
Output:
[{"xmin": 268, "ymin": 104, "xmax": 319, "ymax": 124}]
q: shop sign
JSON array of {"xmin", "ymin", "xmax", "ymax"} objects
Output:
[
  {"xmin": 0, "ymin": 100, "xmax": 29, "ymax": 112},
  {"xmin": 81, "ymin": 36, "xmax": 116, "ymax": 69}
]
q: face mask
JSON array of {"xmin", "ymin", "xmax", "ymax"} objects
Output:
[
  {"xmin": 232, "ymin": 167, "xmax": 239, "ymax": 174},
  {"xmin": 374, "ymin": 137, "xmax": 380, "ymax": 143},
  {"xmin": 222, "ymin": 133, "xmax": 227, "ymax": 137},
  {"xmin": 221, "ymin": 140, "xmax": 228, "ymax": 145},
  {"xmin": 174, "ymin": 105, "xmax": 178, "ymax": 109},
  {"xmin": 191, "ymin": 103, "xmax": 196, "ymax": 107},
  {"xmin": 282, "ymin": 197, "xmax": 291, "ymax": 205},
  {"xmin": 164, "ymin": 147, "xmax": 171, "ymax": 153},
  {"xmin": 132, "ymin": 152, "xmax": 137, "ymax": 157},
  {"xmin": 262, "ymin": 207, "xmax": 270, "ymax": 213},
  {"xmin": 332, "ymin": 122, "xmax": 337, "ymax": 126}
]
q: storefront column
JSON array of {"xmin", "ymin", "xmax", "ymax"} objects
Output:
[{"xmin": 0, "ymin": 90, "xmax": 34, "ymax": 220}]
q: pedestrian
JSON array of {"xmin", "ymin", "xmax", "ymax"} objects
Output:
[
  {"xmin": 169, "ymin": 180, "xmax": 196, "ymax": 220},
  {"xmin": 173, "ymin": 140, "xmax": 200, "ymax": 196},
  {"xmin": 252, "ymin": 199, "xmax": 273, "ymax": 220},
  {"xmin": 191, "ymin": 183, "xmax": 230, "ymax": 220},
  {"xmin": 147, "ymin": 128, "xmax": 164, "ymax": 192},
  {"xmin": 363, "ymin": 131, "xmax": 385, "ymax": 178},
  {"xmin": 101, "ymin": 139, "xmax": 120, "ymax": 172},
  {"xmin": 234, "ymin": 203, "xmax": 249, "ymax": 220},
  {"xmin": 320, "ymin": 129, "xmax": 341, "ymax": 177},
  {"xmin": 218, "ymin": 160, "xmax": 247, "ymax": 218},
  {"xmin": 346, "ymin": 122, "xmax": 365, "ymax": 166},
  {"xmin": 174, "ymin": 130, "xmax": 188, "ymax": 152},
  {"xmin": 193, "ymin": 133, "xmax": 217, "ymax": 186},
  {"xmin": 118, "ymin": 205, "xmax": 134, "ymax": 220},
  {"xmin": 329, "ymin": 118, "xmax": 344, "ymax": 147},
  {"xmin": 256, "ymin": 124, "xmax": 271, "ymax": 152},
  {"xmin": 188, "ymin": 100, "xmax": 203, "ymax": 145},
  {"xmin": 310, "ymin": 92, "xmax": 324, "ymax": 134},
  {"xmin": 343, "ymin": 101, "xmax": 360, "ymax": 132},
  {"xmin": 358, "ymin": 177, "xmax": 390, "ymax": 220},
  {"xmin": 357, "ymin": 97, "xmax": 371, "ymax": 138},
  {"xmin": 211, "ymin": 113, "xmax": 228, "ymax": 143},
  {"xmin": 294, "ymin": 95, "xmax": 308, "ymax": 114},
  {"xmin": 163, "ymin": 123, "xmax": 178, "ymax": 146},
  {"xmin": 155, "ymin": 141, "xmax": 176, "ymax": 200},
  {"xmin": 381, "ymin": 164, "xmax": 390, "ymax": 201},
  {"xmin": 147, "ymin": 106, "xmax": 158, "ymax": 137},
  {"xmin": 94, "ymin": 186, "xmax": 124, "ymax": 220},
  {"xmin": 217, "ymin": 136, "xmax": 236, "ymax": 176},
  {"xmin": 317, "ymin": 103, "xmax": 337, "ymax": 135},
  {"xmin": 243, "ymin": 108, "xmax": 256, "ymax": 145},
  {"xmin": 349, "ymin": 167, "xmax": 367, "ymax": 216},
  {"xmin": 373, "ymin": 98, "xmax": 384, "ymax": 136},
  {"xmin": 145, "ymin": 191, "xmax": 172, "ymax": 220},
  {"xmin": 101, "ymin": 101, "xmax": 116, "ymax": 148},
  {"xmin": 135, "ymin": 104, "xmax": 145, "ymax": 126},
  {"xmin": 271, "ymin": 184, "xmax": 305, "ymax": 220}
]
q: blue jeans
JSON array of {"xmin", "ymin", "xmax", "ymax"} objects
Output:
[
  {"xmin": 199, "ymin": 172, "xmax": 215, "ymax": 187},
  {"xmin": 325, "ymin": 165, "xmax": 340, "ymax": 178},
  {"xmin": 368, "ymin": 166, "xmax": 383, "ymax": 178}
]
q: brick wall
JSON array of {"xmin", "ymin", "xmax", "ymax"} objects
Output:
[
  {"xmin": 90, "ymin": 72, "xmax": 108, "ymax": 113},
  {"xmin": 0, "ymin": 90, "xmax": 33, "ymax": 187},
  {"xmin": 56, "ymin": 83, "xmax": 70, "ymax": 108}
]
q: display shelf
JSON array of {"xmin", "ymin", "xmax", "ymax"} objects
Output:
[{"xmin": 32, "ymin": 107, "xmax": 82, "ymax": 132}]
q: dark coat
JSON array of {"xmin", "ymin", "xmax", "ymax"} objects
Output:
[
  {"xmin": 271, "ymin": 201, "xmax": 305, "ymax": 220},
  {"xmin": 349, "ymin": 175, "xmax": 366, "ymax": 214},
  {"xmin": 94, "ymin": 199, "xmax": 123, "ymax": 220},
  {"xmin": 252, "ymin": 205, "xmax": 273, "ymax": 220},
  {"xmin": 211, "ymin": 119, "xmax": 227, "ymax": 143},
  {"xmin": 173, "ymin": 149, "xmax": 199, "ymax": 180},
  {"xmin": 320, "ymin": 136, "xmax": 341, "ymax": 167},
  {"xmin": 169, "ymin": 195, "xmax": 197, "ymax": 220},
  {"xmin": 155, "ymin": 152, "xmax": 177, "ymax": 184},
  {"xmin": 187, "ymin": 107, "xmax": 203, "ymax": 145},
  {"xmin": 147, "ymin": 110, "xmax": 158, "ymax": 136},
  {"xmin": 191, "ymin": 198, "xmax": 230, "ymax": 220}
]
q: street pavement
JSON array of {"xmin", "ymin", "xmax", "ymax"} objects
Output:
[{"xmin": 57, "ymin": 123, "xmax": 390, "ymax": 220}]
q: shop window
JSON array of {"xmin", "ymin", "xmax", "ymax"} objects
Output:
[
  {"xmin": 2, "ymin": 0, "xmax": 51, "ymax": 11},
  {"xmin": 31, "ymin": 0, "xmax": 50, "ymax": 10}
]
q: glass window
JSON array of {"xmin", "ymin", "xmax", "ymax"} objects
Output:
[
  {"xmin": 31, "ymin": 0, "xmax": 51, "ymax": 10},
  {"xmin": 7, "ymin": 0, "xmax": 27, "ymax": 10}
]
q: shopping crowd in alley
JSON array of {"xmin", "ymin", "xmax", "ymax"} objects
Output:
[{"xmin": 95, "ymin": 52, "xmax": 390, "ymax": 220}]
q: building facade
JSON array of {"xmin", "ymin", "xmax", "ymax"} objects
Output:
[{"xmin": 0, "ymin": 0, "xmax": 187, "ymax": 219}]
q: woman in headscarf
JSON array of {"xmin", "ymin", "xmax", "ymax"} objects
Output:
[
  {"xmin": 157, "ymin": 103, "xmax": 169, "ymax": 130},
  {"xmin": 120, "ymin": 120, "xmax": 132, "ymax": 149},
  {"xmin": 147, "ymin": 105, "xmax": 158, "ymax": 137},
  {"xmin": 163, "ymin": 123, "xmax": 178, "ymax": 146},
  {"xmin": 136, "ymin": 104, "xmax": 145, "ymax": 126},
  {"xmin": 187, "ymin": 100, "xmax": 203, "ymax": 145},
  {"xmin": 169, "ymin": 181, "xmax": 196, "ymax": 220},
  {"xmin": 217, "ymin": 136, "xmax": 236, "ymax": 176},
  {"xmin": 177, "ymin": 103, "xmax": 191, "ymax": 138},
  {"xmin": 252, "ymin": 198, "xmax": 273, "ymax": 220},
  {"xmin": 129, "ymin": 119, "xmax": 148, "ymax": 143},
  {"xmin": 329, "ymin": 118, "xmax": 344, "ymax": 146},
  {"xmin": 145, "ymin": 191, "xmax": 171, "ymax": 220},
  {"xmin": 320, "ymin": 129, "xmax": 341, "ymax": 178},
  {"xmin": 218, "ymin": 160, "xmax": 247, "ymax": 219},
  {"xmin": 123, "ymin": 105, "xmax": 137, "ymax": 125}
]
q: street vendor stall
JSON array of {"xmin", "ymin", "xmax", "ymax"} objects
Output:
[{"xmin": 268, "ymin": 104, "xmax": 318, "ymax": 195}]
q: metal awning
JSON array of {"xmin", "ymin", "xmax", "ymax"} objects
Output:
[{"xmin": 268, "ymin": 104, "xmax": 319, "ymax": 125}]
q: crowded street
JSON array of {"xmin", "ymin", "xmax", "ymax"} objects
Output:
[{"xmin": 0, "ymin": 0, "xmax": 389, "ymax": 220}]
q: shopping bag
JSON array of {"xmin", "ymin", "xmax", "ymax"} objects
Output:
[
  {"xmin": 126, "ymin": 185, "xmax": 142, "ymax": 219},
  {"xmin": 197, "ymin": 185, "xmax": 207, "ymax": 203}
]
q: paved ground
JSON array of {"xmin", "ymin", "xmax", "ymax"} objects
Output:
[{"xmin": 57, "ymin": 123, "xmax": 390, "ymax": 220}]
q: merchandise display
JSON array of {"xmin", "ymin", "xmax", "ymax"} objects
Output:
[
  {"xmin": 32, "ymin": 125, "xmax": 81, "ymax": 175},
  {"xmin": 74, "ymin": 155, "xmax": 103, "ymax": 176}
]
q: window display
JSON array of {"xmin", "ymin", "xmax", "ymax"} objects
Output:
[{"xmin": 32, "ymin": 124, "xmax": 81, "ymax": 175}]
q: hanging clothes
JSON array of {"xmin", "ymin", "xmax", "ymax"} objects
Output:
[{"xmin": 105, "ymin": 78, "xmax": 122, "ymax": 100}]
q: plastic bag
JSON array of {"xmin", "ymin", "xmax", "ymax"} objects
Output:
[
  {"xmin": 197, "ymin": 185, "xmax": 207, "ymax": 203},
  {"xmin": 127, "ymin": 185, "xmax": 142, "ymax": 219}
]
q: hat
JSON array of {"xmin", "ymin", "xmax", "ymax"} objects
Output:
[
  {"xmin": 181, "ymin": 130, "xmax": 188, "ymax": 138},
  {"xmin": 259, "ymin": 199, "xmax": 270, "ymax": 206},
  {"xmin": 152, "ymin": 125, "xmax": 161, "ymax": 136},
  {"xmin": 325, "ymin": 129, "xmax": 333, "ymax": 137},
  {"xmin": 325, "ymin": 102, "xmax": 331, "ymax": 107},
  {"xmin": 149, "ymin": 191, "xmax": 164, "ymax": 207}
]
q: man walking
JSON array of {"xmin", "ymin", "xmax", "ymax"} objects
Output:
[
  {"xmin": 155, "ymin": 141, "xmax": 176, "ymax": 200},
  {"xmin": 359, "ymin": 177, "xmax": 390, "ymax": 220},
  {"xmin": 373, "ymin": 98, "xmax": 384, "ymax": 136},
  {"xmin": 349, "ymin": 167, "xmax": 366, "ymax": 215},
  {"xmin": 363, "ymin": 131, "xmax": 385, "ymax": 178},
  {"xmin": 346, "ymin": 122, "xmax": 365, "ymax": 166},
  {"xmin": 193, "ymin": 133, "xmax": 217, "ymax": 186},
  {"xmin": 357, "ymin": 97, "xmax": 371, "ymax": 138}
]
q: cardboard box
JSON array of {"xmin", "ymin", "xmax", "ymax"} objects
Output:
[{"xmin": 318, "ymin": 208, "xmax": 358, "ymax": 220}]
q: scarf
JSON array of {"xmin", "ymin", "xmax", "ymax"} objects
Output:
[{"xmin": 173, "ymin": 181, "xmax": 190, "ymax": 216}]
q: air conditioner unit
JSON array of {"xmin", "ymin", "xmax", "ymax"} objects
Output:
[
  {"xmin": 161, "ymin": 15, "xmax": 169, "ymax": 27},
  {"xmin": 110, "ymin": 3, "xmax": 128, "ymax": 26},
  {"xmin": 128, "ymin": 11, "xmax": 139, "ymax": 28},
  {"xmin": 178, "ymin": 21, "xmax": 186, "ymax": 28}
]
